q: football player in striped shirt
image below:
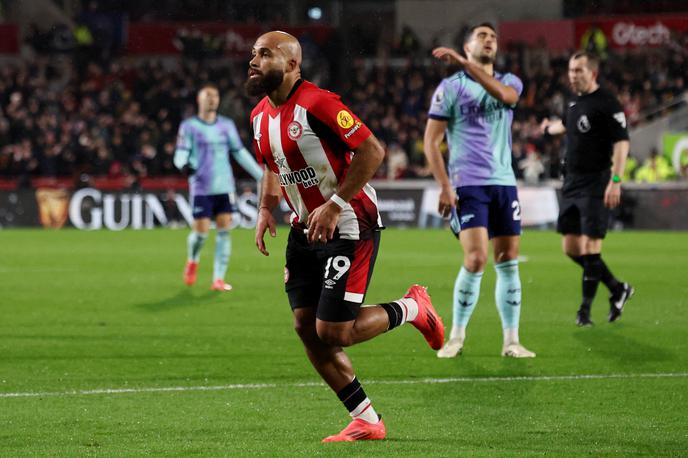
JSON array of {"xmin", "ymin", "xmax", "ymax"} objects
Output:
[
  {"xmin": 248, "ymin": 31, "xmax": 444, "ymax": 442},
  {"xmin": 174, "ymin": 83, "xmax": 263, "ymax": 291}
]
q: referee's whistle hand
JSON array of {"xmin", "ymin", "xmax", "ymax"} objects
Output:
[{"xmin": 604, "ymin": 182, "xmax": 621, "ymax": 209}]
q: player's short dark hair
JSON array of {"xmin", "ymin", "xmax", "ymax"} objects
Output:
[
  {"xmin": 198, "ymin": 82, "xmax": 219, "ymax": 94},
  {"xmin": 570, "ymin": 51, "xmax": 600, "ymax": 72},
  {"xmin": 464, "ymin": 22, "xmax": 497, "ymax": 45}
]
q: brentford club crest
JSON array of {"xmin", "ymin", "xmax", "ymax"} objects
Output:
[{"xmin": 287, "ymin": 121, "xmax": 303, "ymax": 140}]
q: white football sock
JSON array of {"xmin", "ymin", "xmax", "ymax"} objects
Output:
[
  {"xmin": 395, "ymin": 297, "xmax": 419, "ymax": 322},
  {"xmin": 503, "ymin": 327, "xmax": 519, "ymax": 346},
  {"xmin": 351, "ymin": 397, "xmax": 379, "ymax": 424}
]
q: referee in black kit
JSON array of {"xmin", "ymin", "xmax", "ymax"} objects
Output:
[{"xmin": 541, "ymin": 51, "xmax": 634, "ymax": 326}]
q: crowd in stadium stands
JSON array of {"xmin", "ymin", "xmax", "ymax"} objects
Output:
[{"xmin": 1, "ymin": 33, "xmax": 687, "ymax": 184}]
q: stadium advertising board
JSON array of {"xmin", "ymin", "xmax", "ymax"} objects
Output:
[
  {"xmin": 1, "ymin": 184, "xmax": 554, "ymax": 230},
  {"xmin": 3, "ymin": 183, "xmax": 687, "ymax": 230},
  {"xmin": 0, "ymin": 24, "xmax": 19, "ymax": 54},
  {"xmin": 499, "ymin": 20, "xmax": 574, "ymax": 51},
  {"xmin": 575, "ymin": 15, "xmax": 688, "ymax": 49}
]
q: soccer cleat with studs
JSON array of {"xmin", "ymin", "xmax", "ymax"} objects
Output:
[
  {"xmin": 608, "ymin": 282, "xmax": 634, "ymax": 323},
  {"xmin": 183, "ymin": 261, "xmax": 198, "ymax": 286},
  {"xmin": 210, "ymin": 279, "xmax": 233, "ymax": 291},
  {"xmin": 405, "ymin": 285, "xmax": 445, "ymax": 350},
  {"xmin": 501, "ymin": 343, "xmax": 536, "ymax": 358},
  {"xmin": 437, "ymin": 337, "xmax": 464, "ymax": 358},
  {"xmin": 576, "ymin": 309, "xmax": 594, "ymax": 327},
  {"xmin": 322, "ymin": 417, "xmax": 386, "ymax": 442}
]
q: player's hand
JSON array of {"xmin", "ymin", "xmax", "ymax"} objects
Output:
[
  {"xmin": 438, "ymin": 185, "xmax": 457, "ymax": 218},
  {"xmin": 539, "ymin": 118, "xmax": 552, "ymax": 136},
  {"xmin": 432, "ymin": 47, "xmax": 467, "ymax": 66},
  {"xmin": 306, "ymin": 200, "xmax": 341, "ymax": 243},
  {"xmin": 255, "ymin": 207, "xmax": 277, "ymax": 256},
  {"xmin": 604, "ymin": 181, "xmax": 622, "ymax": 209}
]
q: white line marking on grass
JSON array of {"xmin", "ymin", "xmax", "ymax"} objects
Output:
[{"xmin": 2, "ymin": 372, "xmax": 687, "ymax": 399}]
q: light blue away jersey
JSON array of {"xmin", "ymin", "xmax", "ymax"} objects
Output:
[
  {"xmin": 428, "ymin": 70, "xmax": 523, "ymax": 187},
  {"xmin": 174, "ymin": 115, "xmax": 263, "ymax": 196}
]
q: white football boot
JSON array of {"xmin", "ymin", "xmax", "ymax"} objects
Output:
[
  {"xmin": 501, "ymin": 343, "xmax": 536, "ymax": 358},
  {"xmin": 437, "ymin": 337, "xmax": 464, "ymax": 358}
]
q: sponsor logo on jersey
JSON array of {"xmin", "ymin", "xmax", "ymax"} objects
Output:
[
  {"xmin": 279, "ymin": 166, "xmax": 319, "ymax": 188},
  {"xmin": 287, "ymin": 121, "xmax": 303, "ymax": 140},
  {"xmin": 324, "ymin": 278, "xmax": 336, "ymax": 288},
  {"xmin": 344, "ymin": 121, "xmax": 362, "ymax": 139},
  {"xmin": 459, "ymin": 99, "xmax": 506, "ymax": 123},
  {"xmin": 275, "ymin": 156, "xmax": 288, "ymax": 170},
  {"xmin": 337, "ymin": 110, "xmax": 355, "ymax": 129},
  {"xmin": 577, "ymin": 115, "xmax": 591, "ymax": 133}
]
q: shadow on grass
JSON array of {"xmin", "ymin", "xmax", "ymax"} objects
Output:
[
  {"xmin": 136, "ymin": 289, "xmax": 218, "ymax": 312},
  {"xmin": 572, "ymin": 323, "xmax": 676, "ymax": 364}
]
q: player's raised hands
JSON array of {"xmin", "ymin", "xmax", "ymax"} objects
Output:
[
  {"xmin": 432, "ymin": 47, "xmax": 467, "ymax": 66},
  {"xmin": 256, "ymin": 207, "xmax": 277, "ymax": 256}
]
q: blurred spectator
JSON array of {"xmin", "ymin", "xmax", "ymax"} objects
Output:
[
  {"xmin": 518, "ymin": 145, "xmax": 545, "ymax": 185},
  {"xmin": 634, "ymin": 149, "xmax": 674, "ymax": 183},
  {"xmin": 1, "ymin": 30, "xmax": 686, "ymax": 183}
]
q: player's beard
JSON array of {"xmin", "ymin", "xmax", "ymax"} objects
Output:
[
  {"xmin": 476, "ymin": 52, "xmax": 495, "ymax": 65},
  {"xmin": 245, "ymin": 69, "xmax": 285, "ymax": 96}
]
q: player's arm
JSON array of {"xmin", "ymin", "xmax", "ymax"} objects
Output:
[
  {"xmin": 604, "ymin": 140, "xmax": 630, "ymax": 209},
  {"xmin": 306, "ymin": 134, "xmax": 385, "ymax": 242},
  {"xmin": 233, "ymin": 147, "xmax": 264, "ymax": 181},
  {"xmin": 604, "ymin": 99, "xmax": 631, "ymax": 209},
  {"xmin": 432, "ymin": 47, "xmax": 519, "ymax": 105},
  {"xmin": 539, "ymin": 118, "xmax": 566, "ymax": 136},
  {"xmin": 227, "ymin": 122, "xmax": 264, "ymax": 181},
  {"xmin": 423, "ymin": 118, "xmax": 455, "ymax": 218},
  {"xmin": 255, "ymin": 168, "xmax": 280, "ymax": 256},
  {"xmin": 173, "ymin": 123, "xmax": 195, "ymax": 176}
]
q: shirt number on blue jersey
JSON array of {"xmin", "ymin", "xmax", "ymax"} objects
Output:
[{"xmin": 512, "ymin": 201, "xmax": 521, "ymax": 221}]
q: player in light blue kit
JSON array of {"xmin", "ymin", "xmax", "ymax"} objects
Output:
[
  {"xmin": 174, "ymin": 83, "xmax": 263, "ymax": 291},
  {"xmin": 424, "ymin": 23, "xmax": 535, "ymax": 358}
]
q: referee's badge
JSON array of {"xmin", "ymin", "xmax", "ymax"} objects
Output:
[
  {"xmin": 577, "ymin": 115, "xmax": 591, "ymax": 133},
  {"xmin": 287, "ymin": 121, "xmax": 303, "ymax": 140}
]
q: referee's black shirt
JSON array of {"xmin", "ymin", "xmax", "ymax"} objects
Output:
[{"xmin": 562, "ymin": 87, "xmax": 629, "ymax": 197}]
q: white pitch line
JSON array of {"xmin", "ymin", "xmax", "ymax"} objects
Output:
[{"xmin": 1, "ymin": 372, "xmax": 687, "ymax": 399}]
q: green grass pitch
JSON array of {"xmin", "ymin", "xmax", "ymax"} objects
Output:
[{"xmin": 1, "ymin": 228, "xmax": 687, "ymax": 456}]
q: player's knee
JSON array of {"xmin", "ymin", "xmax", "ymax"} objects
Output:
[
  {"xmin": 316, "ymin": 326, "xmax": 353, "ymax": 347},
  {"xmin": 464, "ymin": 251, "xmax": 488, "ymax": 272},
  {"xmin": 293, "ymin": 318, "xmax": 317, "ymax": 343}
]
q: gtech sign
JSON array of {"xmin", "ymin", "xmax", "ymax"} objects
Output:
[{"xmin": 576, "ymin": 15, "xmax": 688, "ymax": 49}]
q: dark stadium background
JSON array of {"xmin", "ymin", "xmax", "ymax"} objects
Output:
[{"xmin": 1, "ymin": 0, "xmax": 687, "ymax": 230}]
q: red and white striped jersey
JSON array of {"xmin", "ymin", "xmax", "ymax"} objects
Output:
[{"xmin": 250, "ymin": 80, "xmax": 382, "ymax": 240}]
